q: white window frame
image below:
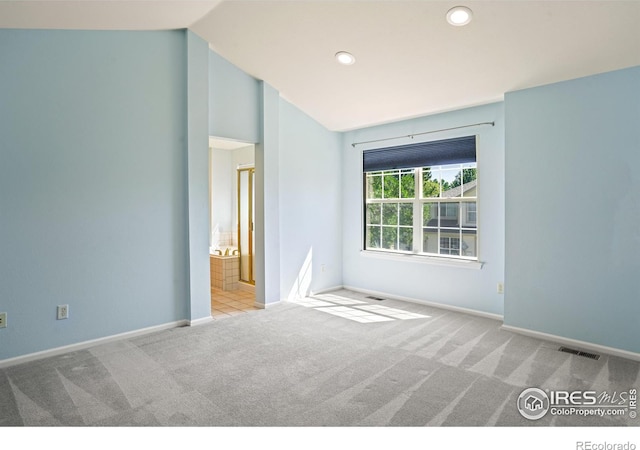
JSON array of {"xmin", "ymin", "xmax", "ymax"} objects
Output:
[{"xmin": 364, "ymin": 164, "xmax": 479, "ymax": 262}]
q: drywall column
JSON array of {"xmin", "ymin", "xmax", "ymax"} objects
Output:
[
  {"xmin": 186, "ymin": 31, "xmax": 212, "ymax": 322},
  {"xmin": 254, "ymin": 82, "xmax": 281, "ymax": 306}
]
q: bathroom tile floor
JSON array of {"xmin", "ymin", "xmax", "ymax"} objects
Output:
[{"xmin": 211, "ymin": 287, "xmax": 258, "ymax": 319}]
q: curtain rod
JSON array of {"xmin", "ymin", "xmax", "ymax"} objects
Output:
[{"xmin": 351, "ymin": 121, "xmax": 495, "ymax": 148}]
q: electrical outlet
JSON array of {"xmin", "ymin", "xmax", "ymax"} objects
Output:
[
  {"xmin": 0, "ymin": 312, "xmax": 6, "ymax": 328},
  {"xmin": 497, "ymin": 282, "xmax": 504, "ymax": 294},
  {"xmin": 321, "ymin": 264, "xmax": 326, "ymax": 273},
  {"xmin": 57, "ymin": 305, "xmax": 69, "ymax": 320}
]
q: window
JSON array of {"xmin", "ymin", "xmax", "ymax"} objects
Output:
[
  {"xmin": 363, "ymin": 136, "xmax": 478, "ymax": 260},
  {"xmin": 365, "ymin": 169, "xmax": 415, "ymax": 251},
  {"xmin": 466, "ymin": 202, "xmax": 477, "ymax": 224},
  {"xmin": 439, "ymin": 237, "xmax": 460, "ymax": 255}
]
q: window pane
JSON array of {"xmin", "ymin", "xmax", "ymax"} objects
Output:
[
  {"xmin": 423, "ymin": 167, "xmax": 440, "ymax": 198},
  {"xmin": 440, "ymin": 235, "xmax": 460, "ymax": 256},
  {"xmin": 462, "ymin": 231, "xmax": 477, "ymax": 257},
  {"xmin": 382, "ymin": 203, "xmax": 398, "ymax": 225},
  {"xmin": 439, "ymin": 202, "xmax": 460, "ymax": 228},
  {"xmin": 366, "ymin": 226, "xmax": 381, "ymax": 249},
  {"xmin": 367, "ymin": 174, "xmax": 382, "ymax": 199},
  {"xmin": 441, "ymin": 167, "xmax": 462, "ymax": 197},
  {"xmin": 366, "ymin": 203, "xmax": 381, "ymax": 225},
  {"xmin": 383, "ymin": 172, "xmax": 400, "ymax": 198},
  {"xmin": 423, "ymin": 203, "xmax": 438, "ymax": 227},
  {"xmin": 462, "ymin": 167, "xmax": 477, "ymax": 197},
  {"xmin": 399, "ymin": 203, "xmax": 413, "ymax": 226},
  {"xmin": 399, "ymin": 227, "xmax": 413, "ymax": 251},
  {"xmin": 423, "ymin": 228, "xmax": 438, "ymax": 254},
  {"xmin": 400, "ymin": 170, "xmax": 415, "ymax": 198},
  {"xmin": 462, "ymin": 201, "xmax": 476, "ymax": 228},
  {"xmin": 382, "ymin": 227, "xmax": 398, "ymax": 250}
]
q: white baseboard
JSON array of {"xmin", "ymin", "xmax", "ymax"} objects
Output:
[
  {"xmin": 282, "ymin": 285, "xmax": 344, "ymax": 304},
  {"xmin": 0, "ymin": 320, "xmax": 189, "ymax": 369},
  {"xmin": 255, "ymin": 300, "xmax": 280, "ymax": 309},
  {"xmin": 343, "ymin": 285, "xmax": 504, "ymax": 321},
  {"xmin": 501, "ymin": 324, "xmax": 640, "ymax": 362},
  {"xmin": 310, "ymin": 285, "xmax": 345, "ymax": 296},
  {"xmin": 190, "ymin": 316, "xmax": 215, "ymax": 326}
]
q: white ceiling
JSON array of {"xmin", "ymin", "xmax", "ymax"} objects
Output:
[
  {"xmin": 0, "ymin": 1, "xmax": 222, "ymax": 30},
  {"xmin": 2, "ymin": 1, "xmax": 640, "ymax": 131}
]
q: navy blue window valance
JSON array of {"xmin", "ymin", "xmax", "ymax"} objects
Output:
[{"xmin": 363, "ymin": 135, "xmax": 476, "ymax": 172}]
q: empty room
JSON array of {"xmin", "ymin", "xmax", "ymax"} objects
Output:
[{"xmin": 1, "ymin": 1, "xmax": 639, "ymax": 446}]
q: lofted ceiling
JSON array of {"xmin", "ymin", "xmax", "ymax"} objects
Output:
[{"xmin": 2, "ymin": 1, "xmax": 640, "ymax": 131}]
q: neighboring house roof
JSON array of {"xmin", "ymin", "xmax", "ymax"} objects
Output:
[{"xmin": 441, "ymin": 179, "xmax": 477, "ymax": 198}]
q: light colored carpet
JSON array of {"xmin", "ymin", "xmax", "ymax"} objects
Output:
[{"xmin": 1, "ymin": 289, "xmax": 638, "ymax": 426}]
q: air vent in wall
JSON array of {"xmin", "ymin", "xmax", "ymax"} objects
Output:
[
  {"xmin": 559, "ymin": 347, "xmax": 601, "ymax": 360},
  {"xmin": 366, "ymin": 296, "xmax": 386, "ymax": 301}
]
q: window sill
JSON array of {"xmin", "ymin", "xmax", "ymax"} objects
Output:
[{"xmin": 360, "ymin": 250, "xmax": 484, "ymax": 270}]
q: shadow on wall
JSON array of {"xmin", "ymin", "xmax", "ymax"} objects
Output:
[{"xmin": 287, "ymin": 248, "xmax": 313, "ymax": 301}]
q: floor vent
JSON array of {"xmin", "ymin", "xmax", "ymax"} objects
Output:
[
  {"xmin": 366, "ymin": 296, "xmax": 386, "ymax": 301},
  {"xmin": 559, "ymin": 347, "xmax": 601, "ymax": 360}
]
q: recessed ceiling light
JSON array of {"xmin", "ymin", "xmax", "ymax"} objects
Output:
[
  {"xmin": 446, "ymin": 6, "xmax": 473, "ymax": 26},
  {"xmin": 335, "ymin": 51, "xmax": 356, "ymax": 65}
]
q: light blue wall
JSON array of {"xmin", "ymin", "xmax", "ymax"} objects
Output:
[
  {"xmin": 342, "ymin": 103, "xmax": 505, "ymax": 316},
  {"xmin": 0, "ymin": 29, "xmax": 193, "ymax": 360},
  {"xmin": 279, "ymin": 99, "xmax": 343, "ymax": 299},
  {"xmin": 504, "ymin": 66, "xmax": 640, "ymax": 353},
  {"xmin": 209, "ymin": 50, "xmax": 260, "ymax": 144}
]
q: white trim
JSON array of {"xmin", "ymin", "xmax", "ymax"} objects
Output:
[
  {"xmin": 310, "ymin": 285, "xmax": 345, "ymax": 296},
  {"xmin": 281, "ymin": 286, "xmax": 347, "ymax": 304},
  {"xmin": 501, "ymin": 324, "xmax": 640, "ymax": 363},
  {"xmin": 255, "ymin": 300, "xmax": 281, "ymax": 309},
  {"xmin": 360, "ymin": 250, "xmax": 484, "ymax": 269},
  {"xmin": 190, "ymin": 316, "xmax": 215, "ymax": 327},
  {"xmin": 344, "ymin": 285, "xmax": 503, "ymax": 321},
  {"xmin": 0, "ymin": 320, "xmax": 189, "ymax": 369}
]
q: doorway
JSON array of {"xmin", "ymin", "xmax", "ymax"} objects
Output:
[{"xmin": 209, "ymin": 137, "xmax": 257, "ymax": 318}]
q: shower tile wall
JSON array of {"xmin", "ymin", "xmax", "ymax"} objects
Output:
[{"xmin": 216, "ymin": 231, "xmax": 237, "ymax": 249}]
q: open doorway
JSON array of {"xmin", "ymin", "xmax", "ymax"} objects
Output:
[{"xmin": 209, "ymin": 137, "xmax": 257, "ymax": 318}]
